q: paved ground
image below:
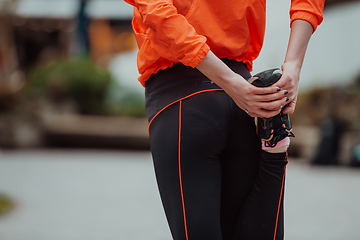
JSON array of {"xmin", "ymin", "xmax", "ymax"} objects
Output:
[{"xmin": 0, "ymin": 149, "xmax": 359, "ymax": 240}]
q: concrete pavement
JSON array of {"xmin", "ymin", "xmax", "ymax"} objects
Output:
[{"xmin": 0, "ymin": 150, "xmax": 359, "ymax": 240}]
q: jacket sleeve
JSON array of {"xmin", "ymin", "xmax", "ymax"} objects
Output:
[
  {"xmin": 290, "ymin": 0, "xmax": 325, "ymax": 33},
  {"xmin": 124, "ymin": 0, "xmax": 209, "ymax": 68}
]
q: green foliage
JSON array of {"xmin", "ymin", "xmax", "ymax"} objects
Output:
[
  {"xmin": 27, "ymin": 58, "xmax": 147, "ymax": 117},
  {"xmin": 105, "ymin": 80, "xmax": 146, "ymax": 117},
  {"xmin": 28, "ymin": 59, "xmax": 112, "ymax": 115},
  {"xmin": 108, "ymin": 93, "xmax": 146, "ymax": 117},
  {"xmin": 0, "ymin": 194, "xmax": 14, "ymax": 217}
]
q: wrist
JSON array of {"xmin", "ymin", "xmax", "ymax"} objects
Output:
[
  {"xmin": 282, "ymin": 61, "xmax": 302, "ymax": 73},
  {"xmin": 219, "ymin": 72, "xmax": 247, "ymax": 93},
  {"xmin": 196, "ymin": 50, "xmax": 246, "ymax": 89}
]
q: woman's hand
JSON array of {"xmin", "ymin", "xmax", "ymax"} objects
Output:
[
  {"xmin": 275, "ymin": 19, "xmax": 314, "ymax": 114},
  {"xmin": 196, "ymin": 50, "xmax": 288, "ymax": 118},
  {"xmin": 275, "ymin": 61, "xmax": 301, "ymax": 114},
  {"xmin": 224, "ymin": 74, "xmax": 289, "ymax": 118}
]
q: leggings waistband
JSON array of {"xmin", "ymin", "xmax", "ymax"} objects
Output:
[{"xmin": 145, "ymin": 59, "xmax": 251, "ymax": 122}]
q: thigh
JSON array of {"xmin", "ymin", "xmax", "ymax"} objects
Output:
[
  {"xmin": 219, "ymin": 102, "xmax": 262, "ymax": 240},
  {"xmin": 219, "ymin": 100, "xmax": 288, "ymax": 240},
  {"xmin": 149, "ymin": 91, "xmax": 231, "ymax": 240}
]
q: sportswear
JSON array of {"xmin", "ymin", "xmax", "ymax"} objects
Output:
[
  {"xmin": 146, "ymin": 61, "xmax": 288, "ymax": 240},
  {"xmin": 258, "ymin": 113, "xmax": 295, "ymax": 147},
  {"xmin": 249, "ymin": 68, "xmax": 295, "ymax": 147},
  {"xmin": 123, "ymin": 1, "xmax": 325, "ymax": 239},
  {"xmin": 248, "ymin": 68, "xmax": 282, "ymax": 87},
  {"xmin": 124, "ymin": 0, "xmax": 325, "ymax": 86}
]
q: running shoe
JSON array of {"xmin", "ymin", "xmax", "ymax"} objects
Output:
[
  {"xmin": 248, "ymin": 68, "xmax": 282, "ymax": 87},
  {"xmin": 249, "ymin": 68, "xmax": 295, "ymax": 147},
  {"xmin": 257, "ymin": 112, "xmax": 295, "ymax": 147}
]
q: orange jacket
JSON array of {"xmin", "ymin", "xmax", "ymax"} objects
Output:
[{"xmin": 124, "ymin": 0, "xmax": 325, "ymax": 87}]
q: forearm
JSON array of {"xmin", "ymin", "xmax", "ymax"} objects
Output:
[
  {"xmin": 196, "ymin": 50, "xmax": 242, "ymax": 89},
  {"xmin": 196, "ymin": 51, "xmax": 288, "ymax": 118},
  {"xmin": 278, "ymin": 19, "xmax": 314, "ymax": 114},
  {"xmin": 284, "ymin": 20, "xmax": 313, "ymax": 69}
]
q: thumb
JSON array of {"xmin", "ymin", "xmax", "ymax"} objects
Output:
[
  {"xmin": 275, "ymin": 74, "xmax": 289, "ymax": 89},
  {"xmin": 282, "ymin": 101, "xmax": 296, "ymax": 114}
]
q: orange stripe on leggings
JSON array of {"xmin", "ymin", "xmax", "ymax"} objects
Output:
[
  {"xmin": 178, "ymin": 100, "xmax": 189, "ymax": 240},
  {"xmin": 273, "ymin": 151, "xmax": 288, "ymax": 240},
  {"xmin": 148, "ymin": 89, "xmax": 223, "ymax": 134}
]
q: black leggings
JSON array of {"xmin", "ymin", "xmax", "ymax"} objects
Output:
[{"xmin": 146, "ymin": 60, "xmax": 288, "ymax": 240}]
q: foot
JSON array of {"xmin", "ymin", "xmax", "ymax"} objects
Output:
[{"xmin": 249, "ymin": 69, "xmax": 295, "ymax": 147}]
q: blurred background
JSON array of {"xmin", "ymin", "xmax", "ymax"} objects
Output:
[{"xmin": 0, "ymin": 0, "xmax": 359, "ymax": 239}]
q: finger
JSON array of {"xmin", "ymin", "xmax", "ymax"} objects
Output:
[
  {"xmin": 282, "ymin": 101, "xmax": 296, "ymax": 114},
  {"xmin": 258, "ymin": 108, "xmax": 282, "ymax": 118},
  {"xmin": 248, "ymin": 107, "xmax": 282, "ymax": 118},
  {"xmin": 282, "ymin": 106, "xmax": 294, "ymax": 114},
  {"xmin": 275, "ymin": 74, "xmax": 290, "ymax": 89},
  {"xmin": 254, "ymin": 90, "xmax": 289, "ymax": 102},
  {"xmin": 251, "ymin": 86, "xmax": 282, "ymax": 95},
  {"xmin": 256, "ymin": 97, "xmax": 290, "ymax": 111}
]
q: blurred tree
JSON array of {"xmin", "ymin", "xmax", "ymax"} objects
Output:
[
  {"xmin": 105, "ymin": 81, "xmax": 146, "ymax": 117},
  {"xmin": 0, "ymin": 193, "xmax": 14, "ymax": 217},
  {"xmin": 28, "ymin": 59, "xmax": 112, "ymax": 115},
  {"xmin": 27, "ymin": 58, "xmax": 146, "ymax": 117}
]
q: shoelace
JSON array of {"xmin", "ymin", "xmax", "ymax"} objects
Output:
[{"xmin": 264, "ymin": 115, "xmax": 290, "ymax": 148}]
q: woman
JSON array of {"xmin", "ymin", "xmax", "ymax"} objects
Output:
[{"xmin": 124, "ymin": 0, "xmax": 324, "ymax": 239}]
